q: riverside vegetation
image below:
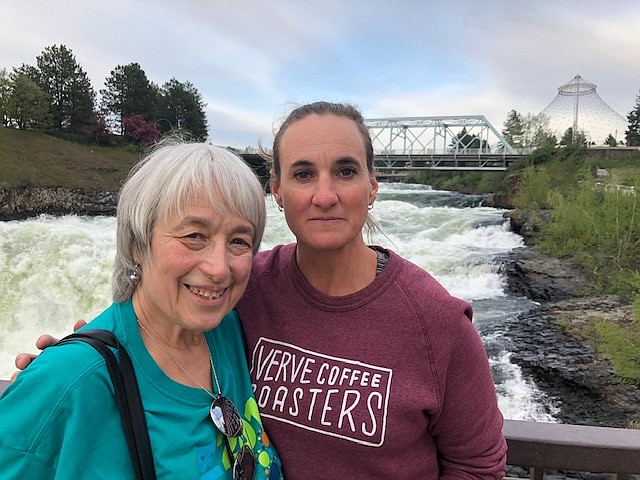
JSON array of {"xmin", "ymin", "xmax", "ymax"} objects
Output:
[
  {"xmin": 409, "ymin": 144, "xmax": 640, "ymax": 385},
  {"xmin": 2, "ymin": 127, "xmax": 640, "ymax": 383},
  {"xmin": 510, "ymin": 145, "xmax": 640, "ymax": 386}
]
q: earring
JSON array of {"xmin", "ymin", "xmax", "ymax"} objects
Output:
[
  {"xmin": 368, "ymin": 203, "xmax": 374, "ymax": 210},
  {"xmin": 129, "ymin": 263, "xmax": 141, "ymax": 287},
  {"xmin": 278, "ymin": 205, "xmax": 284, "ymax": 212}
]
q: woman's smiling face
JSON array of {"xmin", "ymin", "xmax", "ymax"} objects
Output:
[{"xmin": 133, "ymin": 193, "xmax": 255, "ymax": 332}]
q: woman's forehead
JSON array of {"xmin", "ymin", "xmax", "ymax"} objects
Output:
[{"xmin": 280, "ymin": 114, "xmax": 366, "ymax": 161}]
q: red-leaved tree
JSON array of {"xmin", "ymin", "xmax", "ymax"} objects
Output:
[{"xmin": 123, "ymin": 114, "xmax": 158, "ymax": 145}]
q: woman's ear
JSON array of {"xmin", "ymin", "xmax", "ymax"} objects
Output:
[
  {"xmin": 369, "ymin": 175, "xmax": 379, "ymax": 205},
  {"xmin": 270, "ymin": 170, "xmax": 282, "ymax": 207}
]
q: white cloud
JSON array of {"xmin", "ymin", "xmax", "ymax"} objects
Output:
[{"xmin": 2, "ymin": 0, "xmax": 639, "ymax": 146}]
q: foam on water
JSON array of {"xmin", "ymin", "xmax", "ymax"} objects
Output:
[
  {"xmin": 0, "ymin": 187, "xmax": 554, "ymax": 422},
  {"xmin": 492, "ymin": 352, "xmax": 559, "ymax": 422},
  {"xmin": 0, "ymin": 215, "xmax": 116, "ymax": 377}
]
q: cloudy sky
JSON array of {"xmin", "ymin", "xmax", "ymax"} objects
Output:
[{"xmin": 2, "ymin": 0, "xmax": 639, "ymax": 148}]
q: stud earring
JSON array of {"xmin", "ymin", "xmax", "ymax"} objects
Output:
[
  {"xmin": 278, "ymin": 205, "xmax": 284, "ymax": 212},
  {"xmin": 129, "ymin": 263, "xmax": 141, "ymax": 287}
]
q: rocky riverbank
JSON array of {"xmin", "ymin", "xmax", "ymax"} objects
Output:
[
  {"xmin": 501, "ymin": 245, "xmax": 640, "ymax": 428},
  {"xmin": 0, "ymin": 187, "xmax": 117, "ymax": 221}
]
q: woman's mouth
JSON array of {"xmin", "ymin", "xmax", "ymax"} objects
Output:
[{"xmin": 187, "ymin": 285, "xmax": 225, "ymax": 299}]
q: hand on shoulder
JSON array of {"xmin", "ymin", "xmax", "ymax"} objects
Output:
[{"xmin": 10, "ymin": 320, "xmax": 87, "ymax": 382}]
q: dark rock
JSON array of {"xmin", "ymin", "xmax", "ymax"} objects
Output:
[
  {"xmin": 0, "ymin": 187, "xmax": 117, "ymax": 221},
  {"xmin": 501, "ymin": 245, "xmax": 640, "ymax": 429},
  {"xmin": 508, "ymin": 209, "xmax": 552, "ymax": 245},
  {"xmin": 501, "ymin": 246, "xmax": 588, "ymax": 302}
]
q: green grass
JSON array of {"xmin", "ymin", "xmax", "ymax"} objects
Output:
[
  {"xmin": 591, "ymin": 316, "xmax": 640, "ymax": 383},
  {"xmin": 509, "ymin": 146, "xmax": 640, "ymax": 381},
  {"xmin": 0, "ymin": 128, "xmax": 141, "ymax": 191}
]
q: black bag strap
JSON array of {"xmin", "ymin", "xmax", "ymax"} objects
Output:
[{"xmin": 55, "ymin": 329, "xmax": 157, "ymax": 480}]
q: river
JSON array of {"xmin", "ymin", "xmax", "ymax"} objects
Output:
[{"xmin": 0, "ymin": 182, "xmax": 558, "ymax": 422}]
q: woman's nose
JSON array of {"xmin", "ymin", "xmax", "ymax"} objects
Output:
[
  {"xmin": 312, "ymin": 176, "xmax": 338, "ymax": 208},
  {"xmin": 201, "ymin": 244, "xmax": 230, "ymax": 282}
]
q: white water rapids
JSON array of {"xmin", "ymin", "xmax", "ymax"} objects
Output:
[{"xmin": 0, "ymin": 183, "xmax": 557, "ymax": 421}]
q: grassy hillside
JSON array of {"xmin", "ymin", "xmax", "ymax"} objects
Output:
[
  {"xmin": 510, "ymin": 145, "xmax": 640, "ymax": 381},
  {"xmin": 0, "ymin": 128, "xmax": 142, "ymax": 191}
]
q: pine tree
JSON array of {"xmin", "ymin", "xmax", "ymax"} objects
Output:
[
  {"xmin": 100, "ymin": 63, "xmax": 159, "ymax": 134},
  {"xmin": 35, "ymin": 44, "xmax": 96, "ymax": 132},
  {"xmin": 605, "ymin": 134, "xmax": 618, "ymax": 147},
  {"xmin": 626, "ymin": 91, "xmax": 640, "ymax": 146},
  {"xmin": 501, "ymin": 110, "xmax": 524, "ymax": 148},
  {"xmin": 158, "ymin": 78, "xmax": 208, "ymax": 141}
]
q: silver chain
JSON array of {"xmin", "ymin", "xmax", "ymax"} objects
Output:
[{"xmin": 136, "ymin": 318, "xmax": 222, "ymax": 399}]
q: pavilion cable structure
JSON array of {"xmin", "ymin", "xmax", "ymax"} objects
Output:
[{"xmin": 540, "ymin": 74, "xmax": 628, "ymax": 145}]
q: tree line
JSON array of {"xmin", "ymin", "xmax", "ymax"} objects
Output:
[
  {"xmin": 0, "ymin": 44, "xmax": 208, "ymax": 145},
  {"xmin": 501, "ymin": 92, "xmax": 640, "ymax": 149}
]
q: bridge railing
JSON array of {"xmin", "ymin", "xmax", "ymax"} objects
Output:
[
  {"xmin": 504, "ymin": 419, "xmax": 640, "ymax": 479},
  {"xmin": 2, "ymin": 379, "xmax": 639, "ymax": 477},
  {"xmin": 374, "ymin": 148, "xmax": 516, "ymax": 157},
  {"xmin": 373, "ymin": 153, "xmax": 521, "ymax": 172}
]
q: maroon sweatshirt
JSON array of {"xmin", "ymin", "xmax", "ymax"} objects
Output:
[{"xmin": 237, "ymin": 244, "xmax": 506, "ymax": 479}]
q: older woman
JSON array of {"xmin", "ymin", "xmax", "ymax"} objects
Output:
[{"xmin": 0, "ymin": 142, "xmax": 282, "ymax": 479}]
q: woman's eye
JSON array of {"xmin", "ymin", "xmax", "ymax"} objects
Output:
[
  {"xmin": 183, "ymin": 232, "xmax": 205, "ymax": 240},
  {"xmin": 293, "ymin": 170, "xmax": 311, "ymax": 180},
  {"xmin": 338, "ymin": 168, "xmax": 357, "ymax": 177},
  {"xmin": 233, "ymin": 237, "xmax": 250, "ymax": 246},
  {"xmin": 230, "ymin": 237, "xmax": 252, "ymax": 251}
]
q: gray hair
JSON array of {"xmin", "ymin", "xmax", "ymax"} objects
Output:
[{"xmin": 112, "ymin": 141, "xmax": 266, "ymax": 302}]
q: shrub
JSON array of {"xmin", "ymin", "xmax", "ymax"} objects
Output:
[
  {"xmin": 512, "ymin": 166, "xmax": 552, "ymax": 209},
  {"xmin": 541, "ymin": 183, "xmax": 640, "ymax": 296},
  {"xmin": 123, "ymin": 114, "xmax": 158, "ymax": 146}
]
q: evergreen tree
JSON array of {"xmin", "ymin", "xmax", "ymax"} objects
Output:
[
  {"xmin": 450, "ymin": 127, "xmax": 488, "ymax": 152},
  {"xmin": 605, "ymin": 134, "xmax": 618, "ymax": 147},
  {"xmin": 100, "ymin": 63, "xmax": 159, "ymax": 134},
  {"xmin": 35, "ymin": 44, "xmax": 96, "ymax": 132},
  {"xmin": 501, "ymin": 110, "xmax": 524, "ymax": 148},
  {"xmin": 158, "ymin": 78, "xmax": 208, "ymax": 140},
  {"xmin": 560, "ymin": 127, "xmax": 587, "ymax": 147},
  {"xmin": 626, "ymin": 91, "xmax": 640, "ymax": 146}
]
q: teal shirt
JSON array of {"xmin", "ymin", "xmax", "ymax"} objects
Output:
[{"xmin": 0, "ymin": 301, "xmax": 283, "ymax": 479}]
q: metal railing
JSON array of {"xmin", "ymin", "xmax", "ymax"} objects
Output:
[
  {"xmin": 1, "ymin": 379, "xmax": 639, "ymax": 477},
  {"xmin": 373, "ymin": 153, "xmax": 521, "ymax": 171}
]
